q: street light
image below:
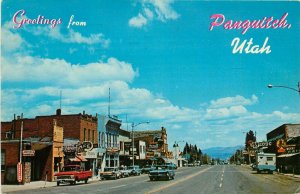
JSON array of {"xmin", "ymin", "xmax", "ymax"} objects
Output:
[
  {"xmin": 132, "ymin": 121, "xmax": 149, "ymax": 166},
  {"xmin": 267, "ymin": 82, "xmax": 300, "ymax": 94}
]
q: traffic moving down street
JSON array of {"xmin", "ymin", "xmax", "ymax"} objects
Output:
[{"xmin": 5, "ymin": 165, "xmax": 300, "ymax": 194}]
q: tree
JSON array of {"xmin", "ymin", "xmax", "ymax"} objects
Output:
[{"xmin": 245, "ymin": 130, "xmax": 256, "ymax": 149}]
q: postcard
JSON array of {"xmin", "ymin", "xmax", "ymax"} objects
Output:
[{"xmin": 1, "ymin": 1, "xmax": 300, "ymax": 193}]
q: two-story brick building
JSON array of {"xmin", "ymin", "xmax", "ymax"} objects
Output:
[{"xmin": 1, "ymin": 109, "xmax": 98, "ymax": 183}]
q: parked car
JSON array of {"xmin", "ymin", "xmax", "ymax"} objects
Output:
[
  {"xmin": 141, "ymin": 165, "xmax": 156, "ymax": 174},
  {"xmin": 54, "ymin": 165, "xmax": 92, "ymax": 186},
  {"xmin": 165, "ymin": 162, "xmax": 177, "ymax": 169},
  {"xmin": 128, "ymin": 165, "xmax": 141, "ymax": 176},
  {"xmin": 100, "ymin": 167, "xmax": 122, "ymax": 180},
  {"xmin": 149, "ymin": 165, "xmax": 175, "ymax": 181},
  {"xmin": 119, "ymin": 166, "xmax": 131, "ymax": 177}
]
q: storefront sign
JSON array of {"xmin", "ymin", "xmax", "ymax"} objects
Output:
[
  {"xmin": 17, "ymin": 162, "xmax": 22, "ymax": 183},
  {"xmin": 251, "ymin": 141, "xmax": 272, "ymax": 148},
  {"xmin": 22, "ymin": 150, "xmax": 35, "ymax": 156},
  {"xmin": 148, "ymin": 144, "xmax": 158, "ymax": 151},
  {"xmin": 84, "ymin": 151, "xmax": 97, "ymax": 159}
]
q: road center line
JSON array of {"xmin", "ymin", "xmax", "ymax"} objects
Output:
[
  {"xmin": 219, "ymin": 183, "xmax": 222, "ymax": 188},
  {"xmin": 146, "ymin": 166, "xmax": 213, "ymax": 194},
  {"xmin": 110, "ymin": 184, "xmax": 127, "ymax": 189}
]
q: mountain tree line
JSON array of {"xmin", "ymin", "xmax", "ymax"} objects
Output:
[{"xmin": 182, "ymin": 142, "xmax": 211, "ymax": 164}]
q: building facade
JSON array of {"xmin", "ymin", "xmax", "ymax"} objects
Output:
[
  {"xmin": 266, "ymin": 124, "xmax": 300, "ymax": 174},
  {"xmin": 1, "ymin": 110, "xmax": 98, "ymax": 183},
  {"xmin": 133, "ymin": 127, "xmax": 170, "ymax": 165},
  {"xmin": 1, "ymin": 116, "xmax": 64, "ymax": 183}
]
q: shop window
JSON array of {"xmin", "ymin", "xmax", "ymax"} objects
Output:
[
  {"xmin": 1, "ymin": 150, "xmax": 5, "ymax": 171},
  {"xmin": 120, "ymin": 141, "xmax": 123, "ymax": 151}
]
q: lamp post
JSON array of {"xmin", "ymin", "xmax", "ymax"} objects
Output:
[
  {"xmin": 267, "ymin": 82, "xmax": 300, "ymax": 94},
  {"xmin": 132, "ymin": 122, "xmax": 149, "ymax": 166}
]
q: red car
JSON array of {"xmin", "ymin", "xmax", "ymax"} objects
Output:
[{"xmin": 54, "ymin": 165, "xmax": 92, "ymax": 186}]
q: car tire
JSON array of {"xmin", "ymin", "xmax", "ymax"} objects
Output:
[
  {"xmin": 85, "ymin": 179, "xmax": 88, "ymax": 184},
  {"xmin": 57, "ymin": 181, "xmax": 60, "ymax": 186}
]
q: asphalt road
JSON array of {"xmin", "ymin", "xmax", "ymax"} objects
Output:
[{"xmin": 6, "ymin": 165, "xmax": 300, "ymax": 194}]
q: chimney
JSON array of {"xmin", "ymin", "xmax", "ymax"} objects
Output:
[
  {"xmin": 56, "ymin": 109, "xmax": 61, "ymax": 116},
  {"xmin": 14, "ymin": 114, "xmax": 16, "ymax": 120},
  {"xmin": 83, "ymin": 110, "xmax": 85, "ymax": 115}
]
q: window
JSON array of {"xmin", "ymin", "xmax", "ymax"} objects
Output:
[
  {"xmin": 92, "ymin": 131, "xmax": 95, "ymax": 143},
  {"xmin": 98, "ymin": 132, "xmax": 102, "ymax": 147},
  {"xmin": 88, "ymin": 129, "xmax": 90, "ymax": 141},
  {"xmin": 120, "ymin": 141, "xmax": 123, "ymax": 151},
  {"xmin": 84, "ymin": 128, "xmax": 86, "ymax": 141},
  {"xmin": 5, "ymin": 131, "xmax": 14, "ymax": 139},
  {"xmin": 1, "ymin": 150, "xmax": 5, "ymax": 171},
  {"xmin": 267, "ymin": 157, "xmax": 273, "ymax": 161},
  {"xmin": 140, "ymin": 145, "xmax": 142, "ymax": 154}
]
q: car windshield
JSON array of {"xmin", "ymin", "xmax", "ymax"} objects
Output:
[
  {"xmin": 63, "ymin": 166, "xmax": 79, "ymax": 171},
  {"xmin": 128, "ymin": 166, "xmax": 139, "ymax": 170},
  {"xmin": 104, "ymin": 168, "xmax": 115, "ymax": 172}
]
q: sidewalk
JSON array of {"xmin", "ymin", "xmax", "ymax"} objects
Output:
[
  {"xmin": 1, "ymin": 176, "xmax": 100, "ymax": 193},
  {"xmin": 242, "ymin": 164, "xmax": 300, "ymax": 179}
]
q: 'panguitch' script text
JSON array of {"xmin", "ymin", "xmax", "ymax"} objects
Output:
[{"xmin": 209, "ymin": 13, "xmax": 292, "ymax": 54}]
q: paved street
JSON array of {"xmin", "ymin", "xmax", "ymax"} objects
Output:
[{"xmin": 3, "ymin": 165, "xmax": 300, "ymax": 194}]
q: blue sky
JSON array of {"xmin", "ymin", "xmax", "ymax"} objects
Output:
[{"xmin": 1, "ymin": 0, "xmax": 300, "ymax": 149}]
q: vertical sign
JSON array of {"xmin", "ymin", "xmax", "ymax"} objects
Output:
[{"xmin": 17, "ymin": 162, "xmax": 22, "ymax": 183}]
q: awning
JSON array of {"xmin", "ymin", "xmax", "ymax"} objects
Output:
[
  {"xmin": 69, "ymin": 155, "xmax": 88, "ymax": 162},
  {"xmin": 277, "ymin": 153, "xmax": 300, "ymax": 158}
]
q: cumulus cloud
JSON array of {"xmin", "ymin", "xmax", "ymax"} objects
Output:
[
  {"xmin": 2, "ymin": 55, "xmax": 136, "ymax": 86},
  {"xmin": 209, "ymin": 95, "xmax": 258, "ymax": 109},
  {"xmin": 129, "ymin": 13, "xmax": 148, "ymax": 28},
  {"xmin": 1, "ymin": 24, "xmax": 26, "ymax": 52},
  {"xmin": 2, "ymin": 20, "xmax": 110, "ymax": 48},
  {"xmin": 129, "ymin": 0, "xmax": 179, "ymax": 28}
]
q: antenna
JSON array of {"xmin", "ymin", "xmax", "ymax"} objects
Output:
[
  {"xmin": 60, "ymin": 90, "xmax": 62, "ymax": 110},
  {"xmin": 108, "ymin": 88, "xmax": 111, "ymax": 117},
  {"xmin": 126, "ymin": 114, "xmax": 128, "ymax": 131}
]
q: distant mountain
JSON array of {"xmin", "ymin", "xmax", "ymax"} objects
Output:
[{"xmin": 203, "ymin": 146, "xmax": 243, "ymax": 160}]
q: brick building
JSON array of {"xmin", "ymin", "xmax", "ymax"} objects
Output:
[
  {"xmin": 133, "ymin": 127, "xmax": 170, "ymax": 165},
  {"xmin": 266, "ymin": 124, "xmax": 300, "ymax": 174},
  {"xmin": 1, "ymin": 116, "xmax": 64, "ymax": 184},
  {"xmin": 1, "ymin": 110, "xmax": 98, "ymax": 183}
]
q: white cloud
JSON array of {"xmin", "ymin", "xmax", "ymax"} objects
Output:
[
  {"xmin": 31, "ymin": 25, "xmax": 111, "ymax": 47},
  {"xmin": 129, "ymin": 13, "xmax": 148, "ymax": 28},
  {"xmin": 210, "ymin": 95, "xmax": 258, "ymax": 109},
  {"xmin": 1, "ymin": 24, "xmax": 26, "ymax": 52},
  {"xmin": 151, "ymin": 0, "xmax": 180, "ymax": 21},
  {"xmin": 129, "ymin": 0, "xmax": 179, "ymax": 28},
  {"xmin": 205, "ymin": 105, "xmax": 248, "ymax": 120},
  {"xmin": 2, "ymin": 55, "xmax": 136, "ymax": 86}
]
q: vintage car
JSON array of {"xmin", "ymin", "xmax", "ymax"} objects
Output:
[
  {"xmin": 119, "ymin": 166, "xmax": 131, "ymax": 177},
  {"xmin": 100, "ymin": 167, "xmax": 122, "ymax": 180},
  {"xmin": 128, "ymin": 165, "xmax": 141, "ymax": 176},
  {"xmin": 54, "ymin": 165, "xmax": 92, "ymax": 186},
  {"xmin": 165, "ymin": 162, "xmax": 178, "ymax": 169},
  {"xmin": 149, "ymin": 165, "xmax": 175, "ymax": 181},
  {"xmin": 141, "ymin": 165, "xmax": 156, "ymax": 174}
]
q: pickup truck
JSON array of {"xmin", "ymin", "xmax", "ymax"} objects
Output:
[{"xmin": 54, "ymin": 165, "xmax": 92, "ymax": 186}]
